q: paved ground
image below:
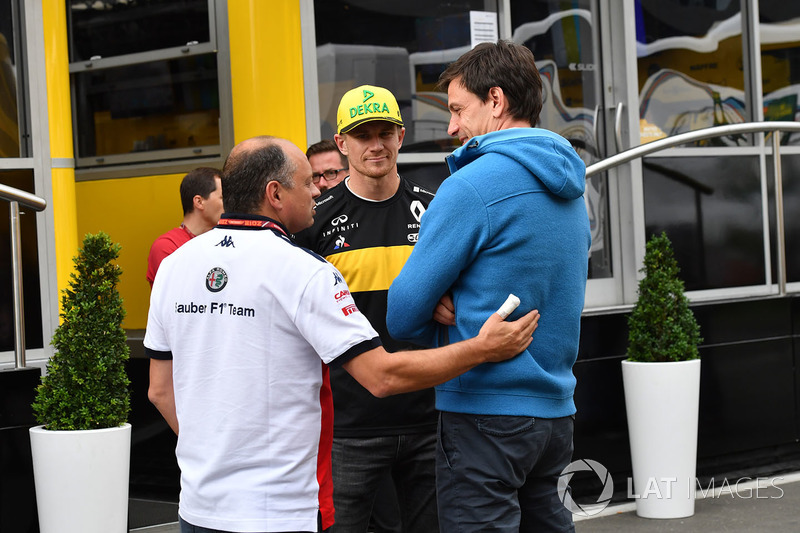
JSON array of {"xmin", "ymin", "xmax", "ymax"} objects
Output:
[
  {"xmin": 129, "ymin": 499, "xmax": 178, "ymax": 532},
  {"xmin": 574, "ymin": 473, "xmax": 800, "ymax": 533},
  {"xmin": 129, "ymin": 473, "xmax": 800, "ymax": 532},
  {"xmin": 131, "ymin": 525, "xmax": 179, "ymax": 533}
]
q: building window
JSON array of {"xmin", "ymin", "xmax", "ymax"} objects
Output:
[
  {"xmin": 0, "ymin": 170, "xmax": 43, "ymax": 353},
  {"xmin": 768, "ymin": 154, "xmax": 800, "ymax": 284},
  {"xmin": 0, "ymin": 0, "xmax": 29, "ymax": 158},
  {"xmin": 312, "ymin": 0, "xmax": 612, "ymax": 280},
  {"xmin": 1, "ymin": 0, "xmax": 41, "ymax": 360},
  {"xmin": 313, "ymin": 0, "xmax": 495, "ymax": 152},
  {"xmin": 642, "ymin": 155, "xmax": 764, "ymax": 291},
  {"xmin": 759, "ymin": 2, "xmax": 800, "ymax": 145},
  {"xmin": 635, "ymin": 0, "xmax": 747, "ymax": 146},
  {"xmin": 509, "ymin": 0, "xmax": 611, "ymax": 280},
  {"xmin": 67, "ymin": 0, "xmax": 222, "ymax": 167}
]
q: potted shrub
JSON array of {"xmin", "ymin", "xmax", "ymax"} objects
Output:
[
  {"xmin": 29, "ymin": 232, "xmax": 131, "ymax": 533},
  {"xmin": 621, "ymin": 232, "xmax": 702, "ymax": 519}
]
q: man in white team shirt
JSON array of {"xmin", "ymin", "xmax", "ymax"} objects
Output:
[{"xmin": 144, "ymin": 135, "xmax": 540, "ymax": 533}]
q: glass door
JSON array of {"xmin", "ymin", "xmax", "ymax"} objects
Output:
[{"xmin": 509, "ymin": 0, "xmax": 613, "ymax": 281}]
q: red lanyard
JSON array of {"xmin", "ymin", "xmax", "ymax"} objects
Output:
[{"xmin": 217, "ymin": 218, "xmax": 288, "ymax": 237}]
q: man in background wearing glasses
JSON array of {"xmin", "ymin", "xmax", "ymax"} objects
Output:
[
  {"xmin": 307, "ymin": 139, "xmax": 348, "ymax": 193},
  {"xmin": 296, "ymin": 85, "xmax": 439, "ymax": 532}
]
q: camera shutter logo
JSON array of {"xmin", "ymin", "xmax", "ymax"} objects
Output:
[
  {"xmin": 557, "ymin": 459, "xmax": 614, "ymax": 516},
  {"xmin": 206, "ymin": 267, "xmax": 228, "ymax": 293}
]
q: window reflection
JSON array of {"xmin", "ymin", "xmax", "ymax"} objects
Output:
[
  {"xmin": 767, "ymin": 155, "xmax": 800, "ymax": 283},
  {"xmin": 67, "ymin": 0, "xmax": 211, "ymax": 62},
  {"xmin": 643, "ymin": 156, "xmax": 764, "ymax": 290},
  {"xmin": 509, "ymin": 0, "xmax": 610, "ymax": 280},
  {"xmin": 314, "ymin": 1, "xmax": 611, "ymax": 280},
  {"xmin": 636, "ymin": 0, "xmax": 747, "ymax": 146},
  {"xmin": 314, "ymin": 0, "xmax": 494, "ymax": 149},
  {"xmin": 73, "ymin": 54, "xmax": 219, "ymax": 159},
  {"xmin": 510, "ymin": 2, "xmax": 598, "ymax": 156},
  {"xmin": 759, "ymin": 2, "xmax": 800, "ymax": 146},
  {"xmin": 0, "ymin": 170, "xmax": 43, "ymax": 352},
  {"xmin": 67, "ymin": 0, "xmax": 220, "ymax": 165},
  {"xmin": 0, "ymin": 0, "xmax": 21, "ymax": 158}
]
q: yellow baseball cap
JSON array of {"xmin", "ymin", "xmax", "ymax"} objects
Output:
[{"xmin": 336, "ymin": 85, "xmax": 404, "ymax": 134}]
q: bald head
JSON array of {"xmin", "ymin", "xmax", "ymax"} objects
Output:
[
  {"xmin": 220, "ymin": 136, "xmax": 319, "ymax": 232},
  {"xmin": 221, "ymin": 136, "xmax": 297, "ymax": 214}
]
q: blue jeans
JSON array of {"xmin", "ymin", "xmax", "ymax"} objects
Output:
[
  {"xmin": 436, "ymin": 412, "xmax": 576, "ymax": 533},
  {"xmin": 179, "ymin": 515, "xmax": 323, "ymax": 533},
  {"xmin": 330, "ymin": 433, "xmax": 438, "ymax": 532}
]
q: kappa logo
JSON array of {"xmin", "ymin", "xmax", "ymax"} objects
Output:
[
  {"xmin": 216, "ymin": 235, "xmax": 235, "ymax": 248},
  {"xmin": 334, "ymin": 235, "xmax": 350, "ymax": 249},
  {"xmin": 332, "ymin": 215, "xmax": 349, "ymax": 226},
  {"xmin": 333, "ymin": 271, "xmax": 344, "ymax": 286},
  {"xmin": 206, "ymin": 267, "xmax": 228, "ymax": 293},
  {"xmin": 409, "ymin": 200, "xmax": 426, "ymax": 222}
]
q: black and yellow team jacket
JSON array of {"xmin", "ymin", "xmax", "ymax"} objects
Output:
[{"xmin": 295, "ymin": 176, "xmax": 437, "ymax": 437}]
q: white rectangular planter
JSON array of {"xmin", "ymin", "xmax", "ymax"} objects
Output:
[
  {"xmin": 622, "ymin": 359, "xmax": 701, "ymax": 519},
  {"xmin": 30, "ymin": 423, "xmax": 131, "ymax": 533}
]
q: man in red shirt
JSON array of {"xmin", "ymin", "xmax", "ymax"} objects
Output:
[{"xmin": 146, "ymin": 167, "xmax": 223, "ymax": 287}]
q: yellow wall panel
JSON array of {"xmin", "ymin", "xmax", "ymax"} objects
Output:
[
  {"xmin": 43, "ymin": 0, "xmax": 77, "ymax": 301},
  {"xmin": 227, "ymin": 0, "xmax": 307, "ymax": 148},
  {"xmin": 51, "ymin": 168, "xmax": 79, "ymax": 294},
  {"xmin": 43, "ymin": 0, "xmax": 72, "ymax": 157},
  {"xmin": 75, "ymin": 174, "xmax": 185, "ymax": 329}
]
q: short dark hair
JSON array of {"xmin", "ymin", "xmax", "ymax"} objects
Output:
[
  {"xmin": 437, "ymin": 40, "xmax": 543, "ymax": 126},
  {"xmin": 180, "ymin": 167, "xmax": 221, "ymax": 215},
  {"xmin": 221, "ymin": 136, "xmax": 296, "ymax": 214},
  {"xmin": 306, "ymin": 139, "xmax": 347, "ymax": 167}
]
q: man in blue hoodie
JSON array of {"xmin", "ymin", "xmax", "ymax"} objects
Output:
[{"xmin": 387, "ymin": 40, "xmax": 591, "ymax": 532}]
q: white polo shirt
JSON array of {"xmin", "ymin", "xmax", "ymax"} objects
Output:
[{"xmin": 144, "ymin": 215, "xmax": 380, "ymax": 532}]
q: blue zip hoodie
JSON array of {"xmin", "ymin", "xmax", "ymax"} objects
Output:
[{"xmin": 387, "ymin": 128, "xmax": 590, "ymax": 417}]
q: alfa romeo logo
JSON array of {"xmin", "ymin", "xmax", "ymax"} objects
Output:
[
  {"xmin": 557, "ymin": 459, "xmax": 614, "ymax": 516},
  {"xmin": 206, "ymin": 267, "xmax": 228, "ymax": 293}
]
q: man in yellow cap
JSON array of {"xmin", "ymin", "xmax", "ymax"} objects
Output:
[{"xmin": 295, "ymin": 86, "xmax": 439, "ymax": 532}]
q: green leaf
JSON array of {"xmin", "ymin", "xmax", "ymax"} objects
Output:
[
  {"xmin": 33, "ymin": 232, "xmax": 130, "ymax": 430},
  {"xmin": 626, "ymin": 232, "xmax": 703, "ymax": 362}
]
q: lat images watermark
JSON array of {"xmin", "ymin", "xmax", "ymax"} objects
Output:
[
  {"xmin": 558, "ymin": 459, "xmax": 786, "ymax": 516},
  {"xmin": 557, "ymin": 459, "xmax": 614, "ymax": 516},
  {"xmin": 627, "ymin": 476, "xmax": 786, "ymax": 500}
]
